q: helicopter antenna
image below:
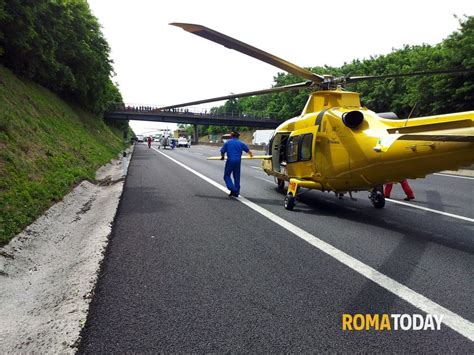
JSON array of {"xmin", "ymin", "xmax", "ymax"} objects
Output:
[{"xmin": 404, "ymin": 103, "xmax": 417, "ymax": 127}]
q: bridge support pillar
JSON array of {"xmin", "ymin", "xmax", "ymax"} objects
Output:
[{"xmin": 193, "ymin": 124, "xmax": 198, "ymax": 144}]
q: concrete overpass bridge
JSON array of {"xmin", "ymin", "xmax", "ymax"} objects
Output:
[{"xmin": 105, "ymin": 105, "xmax": 282, "ymax": 142}]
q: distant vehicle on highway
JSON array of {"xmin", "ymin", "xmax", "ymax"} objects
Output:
[
  {"xmin": 221, "ymin": 133, "xmax": 232, "ymax": 143},
  {"xmin": 136, "ymin": 135, "xmax": 144, "ymax": 142},
  {"xmin": 252, "ymin": 130, "xmax": 274, "ymax": 145},
  {"xmin": 170, "ymin": 137, "xmax": 177, "ymax": 148},
  {"xmin": 158, "ymin": 136, "xmax": 177, "ymax": 149},
  {"xmin": 177, "ymin": 137, "xmax": 190, "ymax": 148}
]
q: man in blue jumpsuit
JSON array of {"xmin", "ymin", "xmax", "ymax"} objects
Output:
[{"xmin": 220, "ymin": 131, "xmax": 253, "ymax": 197}]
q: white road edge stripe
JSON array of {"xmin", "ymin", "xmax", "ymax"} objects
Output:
[
  {"xmin": 434, "ymin": 173, "xmax": 474, "ymax": 180},
  {"xmin": 152, "ymin": 147, "xmax": 474, "ymax": 341},
  {"xmin": 386, "ymin": 199, "xmax": 474, "ymax": 223},
  {"xmin": 249, "ymin": 168, "xmax": 473, "ymax": 221}
]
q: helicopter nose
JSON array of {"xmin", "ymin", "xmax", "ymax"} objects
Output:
[{"xmin": 342, "ymin": 110, "xmax": 364, "ymax": 129}]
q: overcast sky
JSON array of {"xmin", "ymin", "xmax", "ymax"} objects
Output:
[{"xmin": 86, "ymin": 0, "xmax": 473, "ymax": 134}]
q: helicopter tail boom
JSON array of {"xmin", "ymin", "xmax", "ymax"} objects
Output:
[
  {"xmin": 397, "ymin": 129, "xmax": 474, "ymax": 142},
  {"xmin": 374, "ymin": 115, "xmax": 474, "ymax": 152}
]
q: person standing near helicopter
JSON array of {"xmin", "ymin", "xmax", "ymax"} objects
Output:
[
  {"xmin": 220, "ymin": 131, "xmax": 253, "ymax": 197},
  {"xmin": 384, "ymin": 179, "xmax": 415, "ymax": 201}
]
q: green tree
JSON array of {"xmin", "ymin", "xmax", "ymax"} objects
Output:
[
  {"xmin": 215, "ymin": 16, "xmax": 473, "ymax": 120},
  {"xmin": 0, "ymin": 0, "xmax": 122, "ymax": 113}
]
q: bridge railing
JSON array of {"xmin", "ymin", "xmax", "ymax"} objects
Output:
[{"xmin": 108, "ymin": 103, "xmax": 279, "ymax": 121}]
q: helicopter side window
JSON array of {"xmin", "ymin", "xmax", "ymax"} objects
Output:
[
  {"xmin": 279, "ymin": 135, "xmax": 288, "ymax": 158},
  {"xmin": 299, "ymin": 134, "xmax": 313, "ymax": 161},
  {"xmin": 286, "ymin": 136, "xmax": 299, "ymax": 163}
]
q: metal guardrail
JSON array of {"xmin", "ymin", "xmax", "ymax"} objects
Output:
[
  {"xmin": 109, "ymin": 104, "xmax": 279, "ymax": 120},
  {"xmin": 105, "ymin": 105, "xmax": 282, "ymax": 128}
]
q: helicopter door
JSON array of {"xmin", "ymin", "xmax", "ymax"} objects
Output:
[
  {"xmin": 271, "ymin": 133, "xmax": 290, "ymax": 175},
  {"xmin": 286, "ymin": 127, "xmax": 318, "ymax": 178},
  {"xmin": 316, "ymin": 115, "xmax": 350, "ymax": 185}
]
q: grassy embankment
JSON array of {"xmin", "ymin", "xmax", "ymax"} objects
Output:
[{"xmin": 0, "ymin": 65, "xmax": 127, "ymax": 245}]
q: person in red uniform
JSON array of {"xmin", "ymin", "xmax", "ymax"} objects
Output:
[
  {"xmin": 384, "ymin": 179, "xmax": 415, "ymax": 200},
  {"xmin": 147, "ymin": 136, "xmax": 152, "ymax": 148}
]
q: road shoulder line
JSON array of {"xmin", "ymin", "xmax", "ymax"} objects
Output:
[
  {"xmin": 152, "ymin": 147, "xmax": 474, "ymax": 341},
  {"xmin": 386, "ymin": 199, "xmax": 474, "ymax": 222}
]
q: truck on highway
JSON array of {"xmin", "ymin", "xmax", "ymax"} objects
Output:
[
  {"xmin": 252, "ymin": 130, "xmax": 274, "ymax": 145},
  {"xmin": 221, "ymin": 133, "xmax": 232, "ymax": 143}
]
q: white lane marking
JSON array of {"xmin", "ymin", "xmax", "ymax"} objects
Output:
[
  {"xmin": 152, "ymin": 147, "xmax": 474, "ymax": 341},
  {"xmin": 249, "ymin": 170, "xmax": 473, "ymax": 223},
  {"xmin": 386, "ymin": 199, "xmax": 474, "ymax": 223},
  {"xmin": 434, "ymin": 173, "xmax": 474, "ymax": 180},
  {"xmin": 161, "ymin": 148, "xmax": 472, "ymax": 222},
  {"xmin": 153, "ymin": 147, "xmax": 228, "ymax": 195},
  {"xmin": 254, "ymin": 176, "xmax": 275, "ymax": 184}
]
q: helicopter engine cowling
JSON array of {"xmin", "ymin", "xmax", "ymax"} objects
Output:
[{"xmin": 342, "ymin": 110, "xmax": 364, "ymax": 129}]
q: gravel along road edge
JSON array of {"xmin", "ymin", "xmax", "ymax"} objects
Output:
[{"xmin": 0, "ymin": 146, "xmax": 134, "ymax": 354}]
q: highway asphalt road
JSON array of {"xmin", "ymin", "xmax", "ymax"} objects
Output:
[{"xmin": 79, "ymin": 143, "xmax": 474, "ymax": 352}]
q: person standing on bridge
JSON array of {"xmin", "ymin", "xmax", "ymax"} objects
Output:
[
  {"xmin": 220, "ymin": 131, "xmax": 253, "ymax": 197},
  {"xmin": 147, "ymin": 136, "xmax": 152, "ymax": 149}
]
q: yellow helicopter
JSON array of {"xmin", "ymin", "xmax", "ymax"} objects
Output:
[{"xmin": 161, "ymin": 23, "xmax": 474, "ymax": 210}]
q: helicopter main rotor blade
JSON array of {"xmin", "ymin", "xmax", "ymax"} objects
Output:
[
  {"xmin": 158, "ymin": 81, "xmax": 312, "ymax": 110},
  {"xmin": 346, "ymin": 68, "xmax": 474, "ymax": 83},
  {"xmin": 170, "ymin": 22, "xmax": 324, "ymax": 83}
]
